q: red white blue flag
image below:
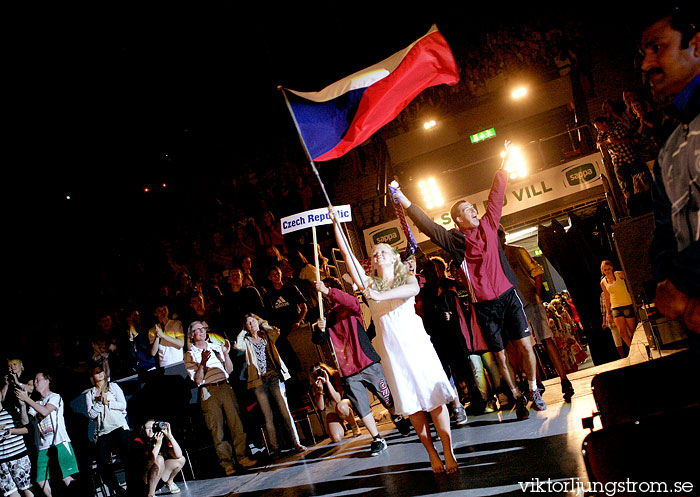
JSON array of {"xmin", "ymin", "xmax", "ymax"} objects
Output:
[{"xmin": 285, "ymin": 25, "xmax": 459, "ymax": 162}]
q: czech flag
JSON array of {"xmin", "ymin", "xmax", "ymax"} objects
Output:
[{"xmin": 285, "ymin": 25, "xmax": 459, "ymax": 162}]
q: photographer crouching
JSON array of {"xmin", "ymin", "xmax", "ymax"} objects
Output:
[{"xmin": 132, "ymin": 420, "xmax": 185, "ymax": 497}]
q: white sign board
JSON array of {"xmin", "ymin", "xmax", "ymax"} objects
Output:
[
  {"xmin": 280, "ymin": 205, "xmax": 352, "ymax": 235},
  {"xmin": 363, "ymin": 153, "xmax": 604, "ymax": 253}
]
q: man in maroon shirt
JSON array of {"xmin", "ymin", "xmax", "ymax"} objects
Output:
[{"xmin": 392, "ymin": 144, "xmax": 546, "ymax": 420}]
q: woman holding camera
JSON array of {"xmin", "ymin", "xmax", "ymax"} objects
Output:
[
  {"xmin": 310, "ymin": 362, "xmax": 361, "ymax": 443},
  {"xmin": 133, "ymin": 420, "xmax": 185, "ymax": 496},
  {"xmin": 85, "ymin": 364, "xmax": 130, "ymax": 496},
  {"xmin": 234, "ymin": 314, "xmax": 306, "ymax": 458}
]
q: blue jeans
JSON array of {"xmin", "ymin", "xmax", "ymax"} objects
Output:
[{"xmin": 254, "ymin": 371, "xmax": 299, "ymax": 451}]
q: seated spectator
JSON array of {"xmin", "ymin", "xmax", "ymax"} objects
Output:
[
  {"xmin": 234, "ymin": 314, "xmax": 306, "ymax": 459},
  {"xmin": 207, "ymin": 231, "xmax": 233, "ymax": 277},
  {"xmin": 0, "ymin": 385, "xmax": 32, "ymax": 497},
  {"xmin": 231, "ymin": 224, "xmax": 258, "ymax": 263},
  {"xmin": 257, "ymin": 210, "xmax": 286, "ymax": 256},
  {"xmin": 85, "ymin": 365, "xmax": 130, "ymax": 496},
  {"xmin": 132, "ymin": 420, "xmax": 185, "ymax": 497},
  {"xmin": 17, "ymin": 371, "xmax": 79, "ymax": 496},
  {"xmin": 240, "ymin": 256, "xmax": 257, "ymax": 289}
]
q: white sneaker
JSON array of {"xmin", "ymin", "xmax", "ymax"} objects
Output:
[{"xmin": 166, "ymin": 481, "xmax": 180, "ymax": 494}]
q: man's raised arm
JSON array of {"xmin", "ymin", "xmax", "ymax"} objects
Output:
[{"xmin": 391, "ymin": 181, "xmax": 454, "ymax": 251}]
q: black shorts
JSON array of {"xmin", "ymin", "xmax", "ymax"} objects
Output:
[{"xmin": 473, "ymin": 287, "xmax": 531, "ymax": 352}]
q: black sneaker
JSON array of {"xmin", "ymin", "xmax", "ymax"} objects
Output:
[
  {"xmin": 453, "ymin": 404, "xmax": 468, "ymax": 426},
  {"xmin": 527, "ymin": 389, "xmax": 547, "ymax": 411},
  {"xmin": 515, "ymin": 395, "xmax": 529, "ymax": 420},
  {"xmin": 561, "ymin": 378, "xmax": 574, "ymax": 402},
  {"xmin": 369, "ymin": 437, "xmax": 388, "ymax": 456},
  {"xmin": 393, "ymin": 416, "xmax": 412, "ymax": 436}
]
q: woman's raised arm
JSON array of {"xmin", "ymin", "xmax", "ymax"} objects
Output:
[{"xmin": 330, "ymin": 208, "xmax": 366, "ymax": 291}]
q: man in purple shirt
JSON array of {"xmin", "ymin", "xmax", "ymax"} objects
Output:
[{"xmin": 392, "ymin": 144, "xmax": 546, "ymax": 420}]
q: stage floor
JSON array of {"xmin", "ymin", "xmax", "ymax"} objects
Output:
[{"xmin": 153, "ymin": 332, "xmax": 683, "ymax": 497}]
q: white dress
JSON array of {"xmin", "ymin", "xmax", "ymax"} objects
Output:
[{"xmin": 365, "ymin": 277, "xmax": 456, "ymax": 416}]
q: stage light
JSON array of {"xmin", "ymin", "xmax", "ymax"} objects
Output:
[
  {"xmin": 161, "ymin": 183, "xmax": 167, "ymax": 188},
  {"xmin": 423, "ymin": 119, "xmax": 437, "ymax": 130},
  {"xmin": 512, "ymin": 86, "xmax": 527, "ymax": 99},
  {"xmin": 419, "ymin": 177, "xmax": 444, "ymax": 209},
  {"xmin": 144, "ymin": 187, "xmax": 150, "ymax": 193},
  {"xmin": 502, "ymin": 145, "xmax": 528, "ymax": 179}
]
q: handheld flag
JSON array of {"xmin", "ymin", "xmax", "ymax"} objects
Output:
[
  {"xmin": 284, "ymin": 25, "xmax": 459, "ymax": 162},
  {"xmin": 388, "ymin": 183, "xmax": 418, "ymax": 256}
]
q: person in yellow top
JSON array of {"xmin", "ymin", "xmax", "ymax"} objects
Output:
[{"xmin": 600, "ymin": 260, "xmax": 636, "ymax": 349}]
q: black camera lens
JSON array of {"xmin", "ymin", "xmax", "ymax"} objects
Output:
[
  {"xmin": 152, "ymin": 421, "xmax": 168, "ymax": 433},
  {"xmin": 313, "ymin": 369, "xmax": 324, "ymax": 379}
]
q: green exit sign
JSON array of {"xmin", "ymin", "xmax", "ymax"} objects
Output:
[{"xmin": 470, "ymin": 127, "xmax": 496, "ymax": 143}]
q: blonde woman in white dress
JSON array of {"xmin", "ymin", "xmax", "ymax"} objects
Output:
[{"xmin": 330, "ymin": 209, "xmax": 459, "ymax": 474}]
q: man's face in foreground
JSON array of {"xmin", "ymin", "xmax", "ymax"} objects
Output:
[{"xmin": 641, "ymin": 16, "xmax": 700, "ymax": 102}]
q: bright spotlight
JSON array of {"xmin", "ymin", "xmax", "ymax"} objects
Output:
[
  {"xmin": 419, "ymin": 177, "xmax": 444, "ymax": 209},
  {"xmin": 423, "ymin": 119, "xmax": 437, "ymax": 130},
  {"xmin": 503, "ymin": 145, "xmax": 528, "ymax": 179},
  {"xmin": 512, "ymin": 87, "xmax": 527, "ymax": 99}
]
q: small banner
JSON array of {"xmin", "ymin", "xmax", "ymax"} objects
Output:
[{"xmin": 280, "ymin": 205, "xmax": 352, "ymax": 235}]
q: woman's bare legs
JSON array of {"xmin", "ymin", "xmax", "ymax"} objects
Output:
[
  {"xmin": 408, "ymin": 412, "xmax": 444, "ymax": 473},
  {"xmin": 614, "ymin": 316, "xmax": 633, "ymax": 347},
  {"xmin": 429, "ymin": 405, "xmax": 458, "ymax": 474},
  {"xmin": 146, "ymin": 456, "xmax": 164, "ymax": 497},
  {"xmin": 161, "ymin": 456, "xmax": 186, "ymax": 487}
]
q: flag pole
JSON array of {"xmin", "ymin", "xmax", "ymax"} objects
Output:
[
  {"xmin": 278, "ymin": 86, "xmax": 367, "ymax": 292},
  {"xmin": 278, "ymin": 86, "xmax": 334, "ymax": 208}
]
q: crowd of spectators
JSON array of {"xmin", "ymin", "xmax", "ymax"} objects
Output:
[
  {"xmin": 393, "ymin": 16, "xmax": 595, "ymax": 132},
  {"xmin": 1, "ymin": 12, "xmax": 611, "ymax": 495},
  {"xmin": 593, "ymin": 84, "xmax": 670, "ymax": 217}
]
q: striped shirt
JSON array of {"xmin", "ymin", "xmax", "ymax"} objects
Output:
[{"xmin": 0, "ymin": 407, "xmax": 28, "ymax": 463}]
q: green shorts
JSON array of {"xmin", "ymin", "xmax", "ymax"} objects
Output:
[{"xmin": 35, "ymin": 442, "xmax": 79, "ymax": 482}]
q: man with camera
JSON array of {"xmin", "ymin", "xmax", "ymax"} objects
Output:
[{"xmin": 184, "ymin": 321, "xmax": 255, "ymax": 476}]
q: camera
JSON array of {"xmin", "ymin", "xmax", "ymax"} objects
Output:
[
  {"xmin": 312, "ymin": 368, "xmax": 325, "ymax": 379},
  {"xmin": 6, "ymin": 373, "xmax": 18, "ymax": 387},
  {"xmin": 151, "ymin": 421, "xmax": 168, "ymax": 434}
]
